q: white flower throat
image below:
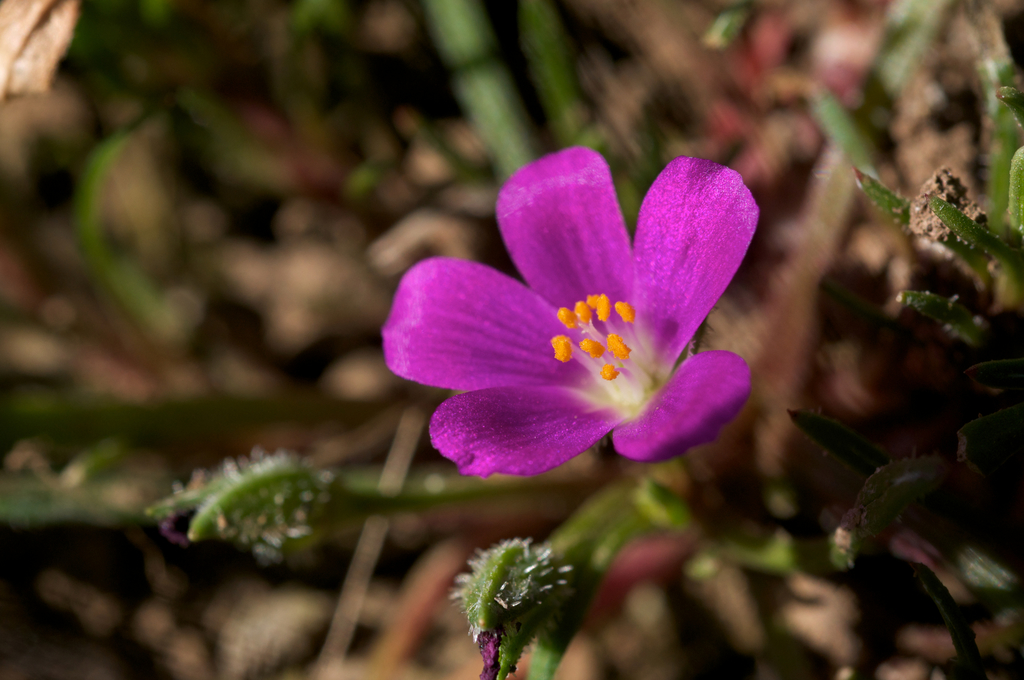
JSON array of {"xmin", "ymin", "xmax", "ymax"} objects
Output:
[{"xmin": 549, "ymin": 293, "xmax": 658, "ymax": 413}]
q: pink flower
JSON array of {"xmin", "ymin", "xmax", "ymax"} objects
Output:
[{"xmin": 383, "ymin": 147, "xmax": 758, "ymax": 476}]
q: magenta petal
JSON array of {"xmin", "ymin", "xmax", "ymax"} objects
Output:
[
  {"xmin": 612, "ymin": 350, "xmax": 749, "ymax": 462},
  {"xmin": 496, "ymin": 147, "xmax": 634, "ymax": 308},
  {"xmin": 383, "ymin": 257, "xmax": 588, "ymax": 390},
  {"xmin": 430, "ymin": 386, "xmax": 622, "ymax": 477},
  {"xmin": 633, "ymin": 157, "xmax": 758, "ymax": 362}
]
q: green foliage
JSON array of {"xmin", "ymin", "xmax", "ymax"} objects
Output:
[
  {"xmin": 790, "ymin": 410, "xmax": 890, "ymax": 477},
  {"xmin": 930, "ymin": 196, "xmax": 1024, "ymax": 308},
  {"xmin": 966, "ymin": 358, "xmax": 1024, "ymax": 389},
  {"xmin": 633, "ymin": 478, "xmax": 691, "ymax": 528},
  {"xmin": 820, "ymin": 278, "xmax": 907, "ymax": 334},
  {"xmin": 75, "ymin": 128, "xmax": 184, "ymax": 345},
  {"xmin": 896, "ymin": 291, "xmax": 989, "ymax": 347},
  {"xmin": 853, "ymin": 168, "xmax": 909, "ymax": 225},
  {"xmin": 957, "ymin": 401, "xmax": 1024, "ymax": 476},
  {"xmin": 874, "ymin": 0, "xmax": 957, "ymax": 97},
  {"xmin": 528, "ymin": 481, "xmax": 684, "ymax": 680},
  {"xmin": 0, "ymin": 394, "xmax": 386, "ymax": 455},
  {"xmin": 979, "ymin": 62, "xmax": 1019, "ymax": 239},
  {"xmin": 420, "ymin": 0, "xmax": 538, "ymax": 178},
  {"xmin": 810, "ymin": 92, "xmax": 876, "ymax": 175},
  {"xmin": 834, "ymin": 457, "xmax": 947, "ymax": 567},
  {"xmin": 915, "ymin": 564, "xmax": 986, "ymax": 679},
  {"xmin": 703, "ymin": 1, "xmax": 752, "ymax": 49},
  {"xmin": 519, "ymin": 0, "xmax": 587, "ymax": 148}
]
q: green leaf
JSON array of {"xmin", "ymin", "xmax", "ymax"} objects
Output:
[
  {"xmin": 519, "ymin": 0, "xmax": 586, "ymax": 147},
  {"xmin": 789, "ymin": 409, "xmax": 890, "ymax": 477},
  {"xmin": 896, "ymin": 291, "xmax": 989, "ymax": 347},
  {"xmin": 957, "ymin": 401, "xmax": 1024, "ymax": 476},
  {"xmin": 915, "ymin": 564, "xmax": 986, "ymax": 679},
  {"xmin": 702, "ymin": 1, "xmax": 752, "ymax": 50},
  {"xmin": 854, "ymin": 168, "xmax": 910, "ymax": 225},
  {"xmin": 930, "ymin": 196, "xmax": 1024, "ymax": 308},
  {"xmin": 810, "ymin": 92, "xmax": 876, "ymax": 175},
  {"xmin": 966, "ymin": 357, "xmax": 1024, "ymax": 389}
]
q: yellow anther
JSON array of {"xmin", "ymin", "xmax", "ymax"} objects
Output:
[
  {"xmin": 614, "ymin": 301, "xmax": 635, "ymax": 323},
  {"xmin": 600, "ymin": 364, "xmax": 620, "ymax": 380},
  {"xmin": 574, "ymin": 301, "xmax": 592, "ymax": 325},
  {"xmin": 551, "ymin": 335, "xmax": 573, "ymax": 362},
  {"xmin": 594, "ymin": 294, "xmax": 611, "ymax": 322},
  {"xmin": 579, "ymin": 338, "xmax": 605, "ymax": 359},
  {"xmin": 607, "ymin": 334, "xmax": 632, "ymax": 360},
  {"xmin": 586, "ymin": 294, "xmax": 600, "ymax": 309},
  {"xmin": 557, "ymin": 307, "xmax": 577, "ymax": 329}
]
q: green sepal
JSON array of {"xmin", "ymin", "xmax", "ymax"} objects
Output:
[
  {"xmin": 966, "ymin": 357, "xmax": 1024, "ymax": 389},
  {"xmin": 896, "ymin": 290, "xmax": 989, "ymax": 347},
  {"xmin": 454, "ymin": 539, "xmax": 572, "ymax": 636},
  {"xmin": 1010, "ymin": 146, "xmax": 1024, "ymax": 236},
  {"xmin": 854, "ymin": 168, "xmax": 910, "ymax": 225},
  {"xmin": 454, "ymin": 539, "xmax": 573, "ymax": 680},
  {"xmin": 997, "ymin": 86, "xmax": 1024, "ymax": 132},
  {"xmin": 789, "ymin": 409, "xmax": 890, "ymax": 477},
  {"xmin": 957, "ymin": 401, "xmax": 1024, "ymax": 476}
]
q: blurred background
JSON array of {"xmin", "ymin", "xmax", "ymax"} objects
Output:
[{"xmin": 4, "ymin": 0, "xmax": 1024, "ymax": 678}]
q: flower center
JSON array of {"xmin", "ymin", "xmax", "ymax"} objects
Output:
[{"xmin": 549, "ymin": 293, "xmax": 656, "ymax": 413}]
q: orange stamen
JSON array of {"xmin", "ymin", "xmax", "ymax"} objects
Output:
[
  {"xmin": 551, "ymin": 335, "xmax": 573, "ymax": 362},
  {"xmin": 557, "ymin": 307, "xmax": 577, "ymax": 329},
  {"xmin": 579, "ymin": 339, "xmax": 605, "ymax": 359},
  {"xmin": 614, "ymin": 301, "xmax": 635, "ymax": 323},
  {"xmin": 574, "ymin": 301, "xmax": 592, "ymax": 325},
  {"xmin": 607, "ymin": 334, "xmax": 632, "ymax": 360},
  {"xmin": 594, "ymin": 294, "xmax": 611, "ymax": 322},
  {"xmin": 600, "ymin": 364, "xmax": 620, "ymax": 380}
]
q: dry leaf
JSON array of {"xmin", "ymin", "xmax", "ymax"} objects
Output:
[{"xmin": 0, "ymin": 0, "xmax": 79, "ymax": 100}]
